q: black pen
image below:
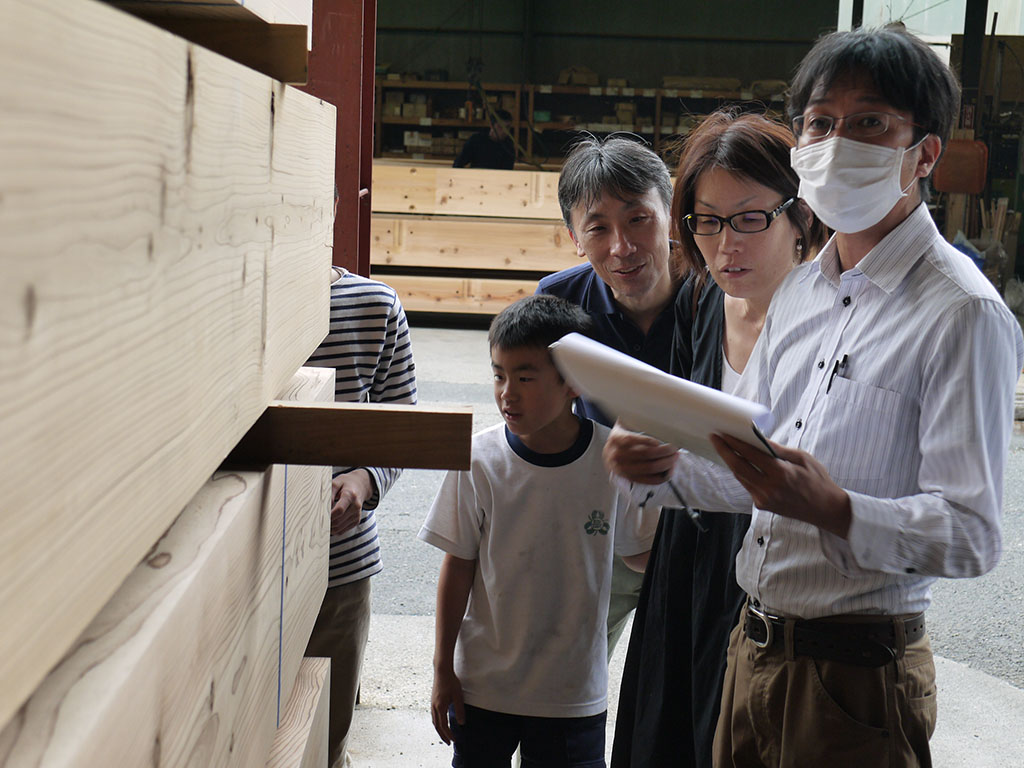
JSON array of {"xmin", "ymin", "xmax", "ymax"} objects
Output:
[{"xmin": 826, "ymin": 354, "xmax": 849, "ymax": 393}]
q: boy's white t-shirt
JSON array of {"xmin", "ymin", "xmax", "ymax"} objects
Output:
[{"xmin": 419, "ymin": 419, "xmax": 658, "ymax": 718}]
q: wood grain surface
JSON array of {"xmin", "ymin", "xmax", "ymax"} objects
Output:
[{"xmin": 0, "ymin": 0, "xmax": 334, "ymax": 727}]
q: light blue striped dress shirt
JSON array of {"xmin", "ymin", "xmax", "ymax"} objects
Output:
[{"xmin": 634, "ymin": 204, "xmax": 1024, "ymax": 618}]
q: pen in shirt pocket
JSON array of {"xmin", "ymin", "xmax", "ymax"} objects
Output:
[{"xmin": 826, "ymin": 354, "xmax": 849, "ymax": 393}]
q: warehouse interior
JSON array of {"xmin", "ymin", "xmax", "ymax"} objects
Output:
[
  {"xmin": 4, "ymin": 0, "xmax": 1024, "ymax": 766},
  {"xmin": 364, "ymin": 0, "xmax": 1024, "ymax": 322}
]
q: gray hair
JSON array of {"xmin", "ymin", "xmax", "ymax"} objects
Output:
[{"xmin": 557, "ymin": 136, "xmax": 673, "ymax": 234}]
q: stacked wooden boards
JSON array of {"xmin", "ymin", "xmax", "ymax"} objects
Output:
[
  {"xmin": 370, "ymin": 162, "xmax": 580, "ymax": 314},
  {"xmin": 0, "ymin": 367, "xmax": 332, "ymax": 768},
  {"xmin": 0, "ymin": 0, "xmax": 336, "ymax": 765}
]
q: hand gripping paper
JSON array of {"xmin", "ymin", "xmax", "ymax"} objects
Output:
[{"xmin": 549, "ymin": 333, "xmax": 774, "ymax": 466}]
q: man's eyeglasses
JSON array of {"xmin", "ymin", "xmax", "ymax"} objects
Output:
[
  {"xmin": 792, "ymin": 111, "xmax": 920, "ymax": 141},
  {"xmin": 683, "ymin": 198, "xmax": 795, "ymax": 236}
]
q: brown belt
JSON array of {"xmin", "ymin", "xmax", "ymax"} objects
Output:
[{"xmin": 742, "ymin": 603, "xmax": 926, "ymax": 668}]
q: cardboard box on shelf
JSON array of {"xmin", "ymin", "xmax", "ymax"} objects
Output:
[
  {"xmin": 557, "ymin": 65, "xmax": 599, "ymax": 86},
  {"xmin": 384, "ymin": 90, "xmax": 404, "ymax": 105},
  {"xmin": 607, "ymin": 77, "xmax": 630, "ymax": 88},
  {"xmin": 662, "ymin": 75, "xmax": 742, "ymax": 91}
]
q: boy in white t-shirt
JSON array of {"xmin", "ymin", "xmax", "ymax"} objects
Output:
[{"xmin": 419, "ymin": 295, "xmax": 658, "ymax": 767}]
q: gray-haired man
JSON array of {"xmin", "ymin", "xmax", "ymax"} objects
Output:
[{"xmin": 537, "ymin": 136, "xmax": 680, "ymax": 653}]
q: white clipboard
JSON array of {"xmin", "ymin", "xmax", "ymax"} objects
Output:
[{"xmin": 549, "ymin": 333, "xmax": 775, "ymax": 467}]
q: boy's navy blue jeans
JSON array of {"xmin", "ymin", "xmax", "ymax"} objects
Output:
[{"xmin": 449, "ymin": 704, "xmax": 606, "ymax": 767}]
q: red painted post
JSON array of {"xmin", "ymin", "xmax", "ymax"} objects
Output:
[{"xmin": 301, "ymin": 0, "xmax": 377, "ymax": 276}]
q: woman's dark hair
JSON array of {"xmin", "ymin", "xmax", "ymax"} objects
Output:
[{"xmin": 671, "ymin": 108, "xmax": 828, "ymax": 294}]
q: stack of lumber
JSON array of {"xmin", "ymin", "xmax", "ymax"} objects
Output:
[
  {"xmin": 0, "ymin": 0, "xmax": 331, "ymax": 765},
  {"xmin": 2, "ymin": 3, "xmax": 473, "ymax": 763},
  {"xmin": 370, "ymin": 162, "xmax": 580, "ymax": 314}
]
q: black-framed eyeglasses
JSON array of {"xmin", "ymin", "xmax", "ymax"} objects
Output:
[
  {"xmin": 683, "ymin": 198, "xmax": 795, "ymax": 236},
  {"xmin": 792, "ymin": 111, "xmax": 922, "ymax": 142}
]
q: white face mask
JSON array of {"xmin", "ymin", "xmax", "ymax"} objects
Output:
[{"xmin": 790, "ymin": 135, "xmax": 925, "ymax": 233}]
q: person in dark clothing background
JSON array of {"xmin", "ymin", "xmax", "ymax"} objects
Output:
[{"xmin": 453, "ymin": 109, "xmax": 515, "ymax": 170}]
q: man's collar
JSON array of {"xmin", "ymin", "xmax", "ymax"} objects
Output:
[
  {"xmin": 580, "ymin": 266, "xmax": 619, "ymax": 314},
  {"xmin": 814, "ymin": 204, "xmax": 938, "ymax": 293}
]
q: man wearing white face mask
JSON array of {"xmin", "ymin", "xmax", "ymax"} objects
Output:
[{"xmin": 603, "ymin": 26, "xmax": 1024, "ymax": 768}]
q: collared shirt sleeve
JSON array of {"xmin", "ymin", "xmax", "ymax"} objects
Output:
[
  {"xmin": 821, "ymin": 297, "xmax": 1024, "ymax": 577},
  {"xmin": 613, "ymin": 314, "xmax": 768, "ymax": 514}
]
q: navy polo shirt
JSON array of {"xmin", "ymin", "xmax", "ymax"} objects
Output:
[{"xmin": 537, "ymin": 262, "xmax": 678, "ymax": 426}]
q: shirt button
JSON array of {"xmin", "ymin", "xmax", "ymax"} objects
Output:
[
  {"xmin": 632, "ymin": 344, "xmax": 641, "ymax": 352},
  {"xmin": 842, "ymin": 296, "xmax": 851, "ymax": 306},
  {"xmin": 795, "ymin": 419, "xmax": 803, "ymax": 429},
  {"xmin": 817, "ymin": 360, "xmax": 825, "ymax": 369},
  {"xmin": 757, "ymin": 536, "xmax": 765, "ymax": 546}
]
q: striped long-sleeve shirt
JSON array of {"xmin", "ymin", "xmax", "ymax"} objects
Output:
[{"xmin": 306, "ymin": 269, "xmax": 418, "ymax": 587}]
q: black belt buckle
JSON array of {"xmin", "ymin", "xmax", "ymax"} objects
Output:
[{"xmin": 748, "ymin": 603, "xmax": 774, "ymax": 649}]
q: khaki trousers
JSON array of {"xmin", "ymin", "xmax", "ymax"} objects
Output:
[
  {"xmin": 304, "ymin": 578, "xmax": 372, "ymax": 768},
  {"xmin": 713, "ymin": 618, "xmax": 937, "ymax": 768}
]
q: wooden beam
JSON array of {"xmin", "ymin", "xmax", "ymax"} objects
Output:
[
  {"xmin": 372, "ymin": 163, "xmax": 562, "ymax": 219},
  {"xmin": 371, "ymin": 214, "xmax": 579, "ymax": 272},
  {"xmin": 275, "ymin": 371, "xmax": 334, "ymax": 719},
  {"xmin": 0, "ymin": 368, "xmax": 332, "ymax": 767},
  {"xmin": 379, "ymin": 274, "xmax": 538, "ymax": 314},
  {"xmin": 226, "ymin": 402, "xmax": 474, "ymax": 470},
  {"xmin": 0, "ymin": 0, "xmax": 334, "ymax": 728},
  {"xmin": 103, "ymin": 0, "xmax": 312, "ymax": 28},
  {"xmin": 112, "ymin": 16, "xmax": 309, "ymax": 84},
  {"xmin": 266, "ymin": 658, "xmax": 330, "ymax": 768}
]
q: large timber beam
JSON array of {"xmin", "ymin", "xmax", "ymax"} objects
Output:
[
  {"xmin": 0, "ymin": 0, "xmax": 334, "ymax": 727},
  {"xmin": 372, "ymin": 164, "xmax": 562, "ymax": 219},
  {"xmin": 226, "ymin": 402, "xmax": 474, "ymax": 470},
  {"xmin": 0, "ymin": 368, "xmax": 332, "ymax": 768},
  {"xmin": 266, "ymin": 657, "xmax": 330, "ymax": 768}
]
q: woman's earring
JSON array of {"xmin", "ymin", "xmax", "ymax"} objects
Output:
[{"xmin": 795, "ymin": 238, "xmax": 804, "ymax": 256}]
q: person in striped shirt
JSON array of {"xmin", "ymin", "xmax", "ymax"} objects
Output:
[{"xmin": 304, "ymin": 265, "xmax": 417, "ymax": 768}]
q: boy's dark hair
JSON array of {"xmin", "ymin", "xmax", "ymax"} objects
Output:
[
  {"xmin": 787, "ymin": 26, "xmax": 961, "ymax": 198},
  {"xmin": 488, "ymin": 295, "xmax": 592, "ymax": 352},
  {"xmin": 557, "ymin": 135, "xmax": 672, "ymax": 234}
]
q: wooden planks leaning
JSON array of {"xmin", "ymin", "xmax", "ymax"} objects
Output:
[
  {"xmin": 0, "ymin": 0, "xmax": 334, "ymax": 728},
  {"xmin": 0, "ymin": 368, "xmax": 332, "ymax": 768},
  {"xmin": 265, "ymin": 658, "xmax": 330, "ymax": 768}
]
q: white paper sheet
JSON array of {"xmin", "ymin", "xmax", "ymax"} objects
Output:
[{"xmin": 549, "ymin": 333, "xmax": 773, "ymax": 467}]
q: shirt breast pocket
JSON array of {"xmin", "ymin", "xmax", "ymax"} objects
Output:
[{"xmin": 820, "ymin": 376, "xmax": 916, "ymax": 482}]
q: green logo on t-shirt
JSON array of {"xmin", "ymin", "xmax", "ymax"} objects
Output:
[{"xmin": 584, "ymin": 510, "xmax": 610, "ymax": 536}]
